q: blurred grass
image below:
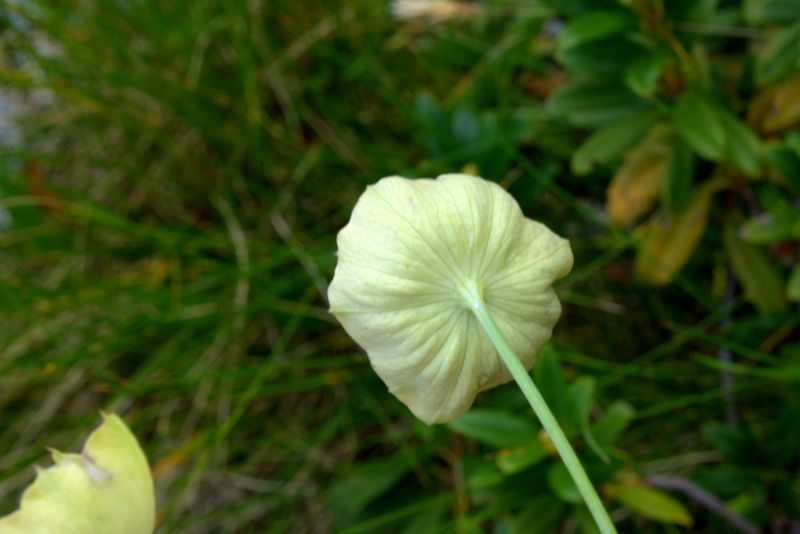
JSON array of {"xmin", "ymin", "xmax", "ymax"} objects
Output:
[{"xmin": 0, "ymin": 0, "xmax": 798, "ymax": 532}]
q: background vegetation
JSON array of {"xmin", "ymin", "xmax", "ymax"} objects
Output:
[{"xmin": 1, "ymin": 0, "xmax": 799, "ymax": 532}]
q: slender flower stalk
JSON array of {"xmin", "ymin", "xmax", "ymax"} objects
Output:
[{"xmin": 470, "ymin": 299, "xmax": 616, "ymax": 534}]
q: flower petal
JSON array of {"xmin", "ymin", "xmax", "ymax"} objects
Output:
[{"xmin": 0, "ymin": 413, "xmax": 155, "ymax": 534}]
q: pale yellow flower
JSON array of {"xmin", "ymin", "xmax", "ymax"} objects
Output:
[
  {"xmin": 329, "ymin": 174, "xmax": 573, "ymax": 424},
  {"xmin": 390, "ymin": 0, "xmax": 482, "ymax": 23},
  {"xmin": 0, "ymin": 413, "xmax": 155, "ymax": 534}
]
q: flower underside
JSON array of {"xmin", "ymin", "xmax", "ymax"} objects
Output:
[{"xmin": 329, "ymin": 173, "xmax": 573, "ymax": 423}]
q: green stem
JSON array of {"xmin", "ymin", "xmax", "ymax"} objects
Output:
[{"xmin": 470, "ymin": 300, "xmax": 617, "ymax": 534}]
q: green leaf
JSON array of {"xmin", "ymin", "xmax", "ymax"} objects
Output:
[
  {"xmin": 662, "ymin": 138, "xmax": 694, "ymax": 213},
  {"xmin": 574, "ymin": 506, "xmax": 602, "ymax": 534},
  {"xmin": 400, "ymin": 498, "xmax": 449, "ymax": 534},
  {"xmin": 565, "ymin": 377, "xmax": 594, "ymax": 435},
  {"xmin": 449, "ymin": 410, "xmax": 538, "ymax": 448},
  {"xmin": 775, "ymin": 474, "xmax": 800, "ymax": 516},
  {"xmin": 534, "ymin": 346, "xmax": 568, "ymax": 424},
  {"xmin": 719, "ymin": 111, "xmax": 762, "ymax": 176},
  {"xmin": 572, "ymin": 108, "xmax": 659, "ymax": 174},
  {"xmin": 766, "ymin": 143, "xmax": 800, "ymax": 193},
  {"xmin": 692, "ymin": 465, "xmax": 757, "ymax": 498},
  {"xmin": 745, "ymin": 0, "xmax": 800, "ymax": 23},
  {"xmin": 415, "ymin": 92, "xmax": 453, "ymax": 156},
  {"xmin": 757, "ymin": 19, "xmax": 800, "ymax": 84},
  {"xmin": 705, "ymin": 424, "xmax": 761, "ymax": 466},
  {"xmin": 464, "ymin": 458, "xmax": 504, "ymax": 492},
  {"xmin": 496, "ymin": 441, "xmax": 549, "ymax": 475},
  {"xmin": 624, "ymin": 50, "xmax": 669, "ymax": 98},
  {"xmin": 567, "ymin": 377, "xmax": 608, "ymax": 463},
  {"xmin": 606, "ymin": 484, "xmax": 693, "ymax": 526},
  {"xmin": 788, "ymin": 265, "xmax": 800, "ymax": 301},
  {"xmin": 687, "ymin": 0, "xmax": 722, "ymax": 21},
  {"xmin": 592, "ymin": 401, "xmax": 635, "ymax": 448},
  {"xmin": 327, "ymin": 456, "xmax": 411, "ymax": 522},
  {"xmin": 559, "ymin": 38, "xmax": 641, "ymax": 76},
  {"xmin": 549, "ymin": 80, "xmax": 646, "ymax": 128},
  {"xmin": 512, "ymin": 495, "xmax": 566, "ymax": 533},
  {"xmin": 725, "ymin": 224, "xmax": 788, "ymax": 315},
  {"xmin": 673, "ymin": 92, "xmax": 727, "ymax": 161},
  {"xmin": 741, "ymin": 208, "xmax": 800, "ymax": 244},
  {"xmin": 547, "ymin": 463, "xmax": 581, "ymax": 504},
  {"xmin": 765, "ymin": 405, "xmax": 800, "ymax": 468},
  {"xmin": 557, "ymin": 10, "xmax": 635, "ymax": 52}
]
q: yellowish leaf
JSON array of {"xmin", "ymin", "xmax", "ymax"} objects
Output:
[
  {"xmin": 749, "ymin": 74, "xmax": 800, "ymax": 134},
  {"xmin": 635, "ymin": 180, "xmax": 724, "ymax": 285},
  {"xmin": 606, "ymin": 125, "xmax": 672, "ymax": 228},
  {"xmin": 725, "ymin": 224, "xmax": 788, "ymax": 315},
  {"xmin": 607, "ymin": 483, "xmax": 693, "ymax": 526}
]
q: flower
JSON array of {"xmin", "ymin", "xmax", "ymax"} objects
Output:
[
  {"xmin": 390, "ymin": 0, "xmax": 482, "ymax": 23},
  {"xmin": 0, "ymin": 413, "xmax": 155, "ymax": 534},
  {"xmin": 329, "ymin": 174, "xmax": 573, "ymax": 423}
]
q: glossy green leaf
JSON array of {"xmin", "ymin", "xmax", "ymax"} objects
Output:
[
  {"xmin": 496, "ymin": 441, "xmax": 549, "ymax": 475},
  {"xmin": 567, "ymin": 377, "xmax": 608, "ymax": 462},
  {"xmin": 607, "ymin": 484, "xmax": 693, "ymax": 526},
  {"xmin": 692, "ymin": 465, "xmax": 757, "ymax": 498},
  {"xmin": 705, "ymin": 424, "xmax": 761, "ymax": 466},
  {"xmin": 765, "ymin": 405, "xmax": 800, "ymax": 468},
  {"xmin": 788, "ymin": 265, "xmax": 800, "ymax": 301},
  {"xmin": 449, "ymin": 410, "xmax": 538, "ymax": 448},
  {"xmin": 559, "ymin": 37, "xmax": 642, "ymax": 76},
  {"xmin": 566, "ymin": 376, "xmax": 594, "ymax": 436},
  {"xmin": 662, "ymin": 138, "xmax": 694, "ymax": 213},
  {"xmin": 574, "ymin": 506, "xmax": 602, "ymax": 534},
  {"xmin": 766, "ymin": 144, "xmax": 800, "ymax": 193},
  {"xmin": 687, "ymin": 0, "xmax": 722, "ymax": 21},
  {"xmin": 464, "ymin": 459, "xmax": 505, "ymax": 492},
  {"xmin": 558, "ymin": 10, "xmax": 634, "ymax": 52},
  {"xmin": 549, "ymin": 80, "xmax": 646, "ymax": 127},
  {"xmin": 745, "ymin": 0, "xmax": 800, "ymax": 23},
  {"xmin": 327, "ymin": 456, "xmax": 411, "ymax": 522},
  {"xmin": 400, "ymin": 499, "xmax": 449, "ymax": 534},
  {"xmin": 741, "ymin": 208, "xmax": 800, "ymax": 244},
  {"xmin": 593, "ymin": 401, "xmax": 635, "ymax": 448},
  {"xmin": 533, "ymin": 346, "xmax": 568, "ymax": 424},
  {"xmin": 547, "ymin": 463, "xmax": 581, "ymax": 504},
  {"xmin": 673, "ymin": 92, "xmax": 726, "ymax": 161},
  {"xmin": 512, "ymin": 496, "xmax": 566, "ymax": 533},
  {"xmin": 415, "ymin": 93, "xmax": 451, "ymax": 156},
  {"xmin": 775, "ymin": 475, "xmax": 800, "ymax": 516},
  {"xmin": 725, "ymin": 224, "xmax": 788, "ymax": 315},
  {"xmin": 719, "ymin": 111, "xmax": 762, "ymax": 176},
  {"xmin": 757, "ymin": 19, "xmax": 800, "ymax": 84},
  {"xmin": 572, "ymin": 108, "xmax": 659, "ymax": 174},
  {"xmin": 625, "ymin": 50, "xmax": 669, "ymax": 98}
]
